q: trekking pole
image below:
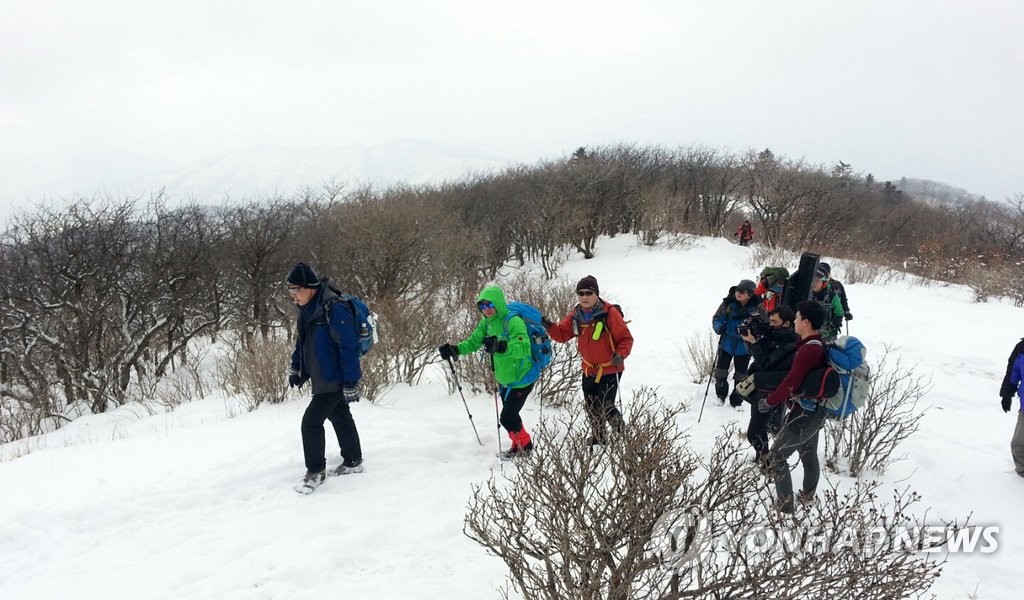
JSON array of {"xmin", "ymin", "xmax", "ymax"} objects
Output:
[
  {"xmin": 445, "ymin": 357, "xmax": 482, "ymax": 446},
  {"xmin": 490, "ymin": 354, "xmax": 503, "ymax": 471},
  {"xmin": 698, "ymin": 337, "xmax": 724, "ymax": 424}
]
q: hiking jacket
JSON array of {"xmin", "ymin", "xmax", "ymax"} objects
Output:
[
  {"xmin": 712, "ymin": 289, "xmax": 762, "ymax": 356},
  {"xmin": 830, "ymin": 278, "xmax": 851, "ymax": 315},
  {"xmin": 455, "ymin": 286, "xmax": 533, "ymax": 388},
  {"xmin": 765, "ymin": 334, "xmax": 827, "ymax": 407},
  {"xmin": 1000, "ymin": 338, "xmax": 1024, "ymax": 400},
  {"xmin": 748, "ymin": 326, "xmax": 801, "ymax": 375},
  {"xmin": 547, "ymin": 298, "xmax": 633, "ymax": 380},
  {"xmin": 755, "ymin": 279, "xmax": 785, "ymax": 313},
  {"xmin": 736, "ymin": 223, "xmax": 754, "ymax": 241},
  {"xmin": 1009, "ymin": 347, "xmax": 1024, "ymax": 409},
  {"xmin": 290, "ymin": 283, "xmax": 362, "ymax": 395},
  {"xmin": 812, "ymin": 284, "xmax": 845, "ymax": 340}
]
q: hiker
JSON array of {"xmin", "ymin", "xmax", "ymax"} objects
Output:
[
  {"xmin": 544, "ymin": 275, "xmax": 634, "ymax": 445},
  {"xmin": 755, "ymin": 267, "xmax": 790, "ymax": 312},
  {"xmin": 1000, "ymin": 337, "xmax": 1024, "ymax": 476},
  {"xmin": 712, "ymin": 279, "xmax": 762, "ymax": 406},
  {"xmin": 818, "ymin": 262, "xmax": 852, "ymax": 322},
  {"xmin": 758, "ymin": 300, "xmax": 830, "ymax": 513},
  {"xmin": 810, "ymin": 264, "xmax": 845, "ymax": 341},
  {"xmin": 286, "ymin": 262, "xmax": 364, "ymax": 493},
  {"xmin": 735, "ymin": 220, "xmax": 755, "ymax": 246},
  {"xmin": 736, "ymin": 306, "xmax": 800, "ymax": 467},
  {"xmin": 438, "ymin": 285, "xmax": 536, "ymax": 458}
]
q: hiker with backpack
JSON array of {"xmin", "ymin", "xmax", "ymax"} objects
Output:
[
  {"xmin": 712, "ymin": 279, "xmax": 763, "ymax": 407},
  {"xmin": 810, "ymin": 264, "xmax": 845, "ymax": 341},
  {"xmin": 757, "ymin": 300, "xmax": 830, "ymax": 514},
  {"xmin": 755, "ymin": 267, "xmax": 789, "ymax": 313},
  {"xmin": 543, "ymin": 275, "xmax": 634, "ymax": 446},
  {"xmin": 735, "ymin": 220, "xmax": 754, "ymax": 246},
  {"xmin": 999, "ymin": 337, "xmax": 1024, "ymax": 476},
  {"xmin": 438, "ymin": 285, "xmax": 537, "ymax": 459},
  {"xmin": 286, "ymin": 262, "xmax": 365, "ymax": 494},
  {"xmin": 818, "ymin": 262, "xmax": 853, "ymax": 322},
  {"xmin": 734, "ymin": 306, "xmax": 800, "ymax": 468}
]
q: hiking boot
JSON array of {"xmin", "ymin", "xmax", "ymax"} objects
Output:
[
  {"xmin": 498, "ymin": 441, "xmax": 534, "ymax": 461},
  {"xmin": 294, "ymin": 470, "xmax": 326, "ymax": 494},
  {"xmin": 797, "ymin": 489, "xmax": 815, "ymax": 504},
  {"xmin": 776, "ymin": 495, "xmax": 795, "ymax": 514},
  {"xmin": 329, "ymin": 458, "xmax": 365, "ymax": 477}
]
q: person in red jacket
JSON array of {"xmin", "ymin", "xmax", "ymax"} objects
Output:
[
  {"xmin": 735, "ymin": 220, "xmax": 754, "ymax": 246},
  {"xmin": 758, "ymin": 300, "xmax": 829, "ymax": 513},
  {"xmin": 545, "ymin": 275, "xmax": 634, "ymax": 445}
]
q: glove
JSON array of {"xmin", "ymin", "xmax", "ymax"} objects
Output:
[
  {"xmin": 609, "ymin": 353, "xmax": 624, "ymax": 367},
  {"xmin": 541, "ymin": 316, "xmax": 554, "ymax": 328},
  {"xmin": 438, "ymin": 343, "xmax": 458, "ymax": 361},
  {"xmin": 288, "ymin": 372, "xmax": 305, "ymax": 389},
  {"xmin": 483, "ymin": 336, "xmax": 505, "ymax": 354},
  {"xmin": 844, "ymin": 312, "xmax": 853, "ymax": 321},
  {"xmin": 343, "ymin": 384, "xmax": 360, "ymax": 403},
  {"xmin": 757, "ymin": 397, "xmax": 773, "ymax": 414},
  {"xmin": 1003, "ymin": 396, "xmax": 1013, "ymax": 413},
  {"xmin": 493, "ymin": 339, "xmax": 508, "ymax": 353}
]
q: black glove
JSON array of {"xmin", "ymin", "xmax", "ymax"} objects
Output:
[
  {"xmin": 541, "ymin": 316, "xmax": 554, "ymax": 328},
  {"xmin": 288, "ymin": 372, "xmax": 305, "ymax": 389},
  {"xmin": 483, "ymin": 336, "xmax": 498, "ymax": 354},
  {"xmin": 438, "ymin": 343, "xmax": 458, "ymax": 361},
  {"xmin": 757, "ymin": 397, "xmax": 773, "ymax": 414},
  {"xmin": 343, "ymin": 384, "xmax": 360, "ymax": 403},
  {"xmin": 844, "ymin": 312, "xmax": 853, "ymax": 321},
  {"xmin": 1003, "ymin": 396, "xmax": 1013, "ymax": 413},
  {"xmin": 609, "ymin": 353, "xmax": 623, "ymax": 367}
]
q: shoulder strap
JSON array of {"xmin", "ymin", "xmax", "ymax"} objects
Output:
[{"xmin": 324, "ymin": 296, "xmax": 358, "ymax": 346}]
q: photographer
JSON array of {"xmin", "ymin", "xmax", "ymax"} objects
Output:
[{"xmin": 733, "ymin": 306, "xmax": 800, "ymax": 467}]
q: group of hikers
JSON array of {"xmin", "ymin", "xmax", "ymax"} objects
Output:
[{"xmin": 282, "ymin": 255, "xmax": 1022, "ymax": 512}]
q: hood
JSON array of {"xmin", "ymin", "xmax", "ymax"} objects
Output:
[{"xmin": 478, "ymin": 286, "xmax": 509, "ymax": 320}]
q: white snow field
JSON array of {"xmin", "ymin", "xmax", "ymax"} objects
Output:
[{"xmin": 2, "ymin": 235, "xmax": 1022, "ymax": 599}]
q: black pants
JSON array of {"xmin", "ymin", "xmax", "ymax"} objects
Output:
[
  {"xmin": 498, "ymin": 383, "xmax": 534, "ymax": 433},
  {"xmin": 769, "ymin": 405, "xmax": 825, "ymax": 512},
  {"xmin": 302, "ymin": 391, "xmax": 362, "ymax": 472},
  {"xmin": 746, "ymin": 395, "xmax": 782, "ymax": 460},
  {"xmin": 715, "ymin": 351, "xmax": 750, "ymax": 401},
  {"xmin": 583, "ymin": 373, "xmax": 623, "ymax": 443}
]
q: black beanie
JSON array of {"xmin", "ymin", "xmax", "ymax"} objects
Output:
[
  {"xmin": 286, "ymin": 262, "xmax": 320, "ymax": 288},
  {"xmin": 576, "ymin": 275, "xmax": 599, "ymax": 295}
]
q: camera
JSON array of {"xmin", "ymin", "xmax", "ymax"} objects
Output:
[
  {"xmin": 737, "ymin": 324, "xmax": 751, "ymax": 336},
  {"xmin": 738, "ymin": 313, "xmax": 771, "ymax": 338}
]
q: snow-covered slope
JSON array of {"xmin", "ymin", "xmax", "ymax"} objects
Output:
[{"xmin": 1, "ymin": 236, "xmax": 1021, "ymax": 599}]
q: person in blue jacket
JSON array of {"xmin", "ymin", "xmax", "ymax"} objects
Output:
[
  {"xmin": 1001, "ymin": 337, "xmax": 1024, "ymax": 476},
  {"xmin": 286, "ymin": 262, "xmax": 364, "ymax": 493},
  {"xmin": 712, "ymin": 279, "xmax": 762, "ymax": 406}
]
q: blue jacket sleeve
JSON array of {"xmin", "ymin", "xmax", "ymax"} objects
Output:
[
  {"xmin": 329, "ymin": 302, "xmax": 362, "ymax": 385},
  {"xmin": 1013, "ymin": 355, "xmax": 1023, "ymax": 392}
]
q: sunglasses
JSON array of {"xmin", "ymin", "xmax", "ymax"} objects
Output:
[
  {"xmin": 576, "ymin": 290, "xmax": 595, "ymax": 297},
  {"xmin": 478, "ymin": 300, "xmax": 495, "ymax": 310}
]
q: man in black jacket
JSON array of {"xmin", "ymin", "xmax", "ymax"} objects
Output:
[{"xmin": 735, "ymin": 306, "xmax": 800, "ymax": 466}]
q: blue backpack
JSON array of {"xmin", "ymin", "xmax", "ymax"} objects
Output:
[
  {"xmin": 819, "ymin": 336, "xmax": 869, "ymax": 419},
  {"xmin": 326, "ymin": 289, "xmax": 378, "ymax": 357},
  {"xmin": 503, "ymin": 301, "xmax": 554, "ymax": 386}
]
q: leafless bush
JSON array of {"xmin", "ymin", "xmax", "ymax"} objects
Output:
[
  {"xmin": 130, "ymin": 344, "xmax": 210, "ymax": 412},
  {"xmin": 217, "ymin": 332, "xmax": 291, "ymax": 412},
  {"xmin": 465, "ymin": 387, "xmax": 949, "ymax": 599},
  {"xmin": 824, "ymin": 347, "xmax": 929, "ymax": 477},
  {"xmin": 681, "ymin": 330, "xmax": 717, "ymax": 384},
  {"xmin": 746, "ymin": 243, "xmax": 799, "ymax": 273}
]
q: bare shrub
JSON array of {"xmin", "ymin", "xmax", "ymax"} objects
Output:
[
  {"xmin": 746, "ymin": 243, "xmax": 799, "ymax": 273},
  {"xmin": 824, "ymin": 346, "xmax": 929, "ymax": 477},
  {"xmin": 217, "ymin": 332, "xmax": 292, "ymax": 411},
  {"xmin": 465, "ymin": 387, "xmax": 949, "ymax": 599},
  {"xmin": 681, "ymin": 330, "xmax": 717, "ymax": 384}
]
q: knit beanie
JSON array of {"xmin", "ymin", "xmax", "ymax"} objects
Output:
[
  {"xmin": 286, "ymin": 262, "xmax": 320, "ymax": 288},
  {"xmin": 576, "ymin": 275, "xmax": 600, "ymax": 295}
]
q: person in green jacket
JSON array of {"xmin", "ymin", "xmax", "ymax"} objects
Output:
[
  {"xmin": 439, "ymin": 286, "xmax": 536, "ymax": 457},
  {"xmin": 810, "ymin": 265, "xmax": 845, "ymax": 341}
]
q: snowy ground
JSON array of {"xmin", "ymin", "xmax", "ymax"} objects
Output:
[{"xmin": 2, "ymin": 235, "xmax": 1022, "ymax": 599}]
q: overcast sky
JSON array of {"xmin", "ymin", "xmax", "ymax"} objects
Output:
[{"xmin": 1, "ymin": 0, "xmax": 1022, "ymax": 215}]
